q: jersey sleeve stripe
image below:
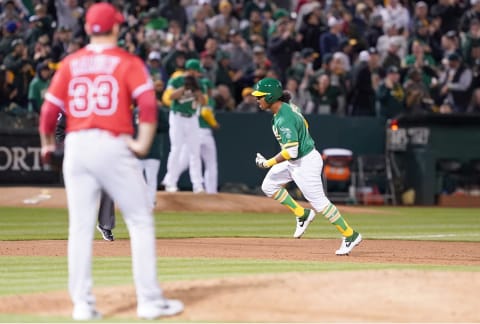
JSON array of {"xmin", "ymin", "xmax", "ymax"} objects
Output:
[
  {"xmin": 45, "ymin": 92, "xmax": 66, "ymax": 112},
  {"xmin": 282, "ymin": 142, "xmax": 299, "ymax": 149},
  {"xmin": 132, "ymin": 82, "xmax": 154, "ymax": 99}
]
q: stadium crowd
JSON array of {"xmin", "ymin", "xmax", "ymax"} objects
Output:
[{"xmin": 2, "ymin": 0, "xmax": 480, "ymax": 122}]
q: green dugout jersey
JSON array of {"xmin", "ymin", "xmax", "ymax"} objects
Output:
[
  {"xmin": 272, "ymin": 103, "xmax": 315, "ymax": 160},
  {"xmin": 167, "ymin": 75, "xmax": 206, "ymax": 116},
  {"xmin": 28, "ymin": 77, "xmax": 49, "ymax": 112}
]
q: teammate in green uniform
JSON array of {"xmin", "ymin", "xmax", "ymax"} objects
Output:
[
  {"xmin": 252, "ymin": 77, "xmax": 362, "ymax": 255},
  {"xmin": 161, "ymin": 59, "xmax": 207, "ymax": 193}
]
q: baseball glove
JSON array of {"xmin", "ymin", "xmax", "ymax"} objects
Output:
[
  {"xmin": 42, "ymin": 144, "xmax": 64, "ymax": 171},
  {"xmin": 184, "ymin": 75, "xmax": 200, "ymax": 91}
]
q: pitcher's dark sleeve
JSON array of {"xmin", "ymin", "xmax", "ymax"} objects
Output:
[{"xmin": 55, "ymin": 112, "xmax": 66, "ymax": 144}]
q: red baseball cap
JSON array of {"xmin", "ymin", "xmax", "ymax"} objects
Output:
[{"xmin": 86, "ymin": 2, "xmax": 124, "ymax": 34}]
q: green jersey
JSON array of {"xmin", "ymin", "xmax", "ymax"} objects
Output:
[
  {"xmin": 272, "ymin": 103, "xmax": 315, "ymax": 160},
  {"xmin": 28, "ymin": 76, "xmax": 50, "ymax": 113},
  {"xmin": 167, "ymin": 75, "xmax": 205, "ymax": 116}
]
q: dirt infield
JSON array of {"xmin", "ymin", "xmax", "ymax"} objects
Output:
[{"xmin": 0, "ymin": 187, "xmax": 479, "ymax": 322}]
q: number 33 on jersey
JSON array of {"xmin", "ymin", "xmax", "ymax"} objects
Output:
[{"xmin": 44, "ymin": 46, "xmax": 154, "ymax": 136}]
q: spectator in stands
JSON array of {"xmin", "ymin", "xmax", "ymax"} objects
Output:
[
  {"xmin": 3, "ymin": 38, "xmax": 34, "ymax": 108},
  {"xmin": 467, "ymin": 41, "xmax": 480, "ymax": 89},
  {"xmin": 159, "ymin": 0, "xmax": 188, "ymax": 32},
  {"xmin": 462, "ymin": 18, "xmax": 480, "ymax": 67},
  {"xmin": 53, "ymin": 0, "xmax": 84, "ymax": 35},
  {"xmin": 409, "ymin": 1, "xmax": 430, "ymax": 34},
  {"xmin": 0, "ymin": 64, "xmax": 18, "ymax": 112},
  {"xmin": 191, "ymin": 19, "xmax": 212, "ymax": 53},
  {"xmin": 441, "ymin": 30, "xmax": 461, "ymax": 62},
  {"xmin": 286, "ymin": 76, "xmax": 311, "ymax": 109},
  {"xmin": 439, "ymin": 52, "xmax": 473, "ymax": 113},
  {"xmin": 251, "ymin": 45, "xmax": 271, "ymax": 71},
  {"xmin": 221, "ymin": 28, "xmax": 253, "ymax": 72},
  {"xmin": 287, "ymin": 47, "xmax": 318, "ymax": 83},
  {"xmin": 431, "ymin": 0, "xmax": 463, "ymax": 35},
  {"xmin": 319, "ymin": 16, "xmax": 345, "ymax": 58},
  {"xmin": 243, "ymin": 0, "xmax": 274, "ymax": 21},
  {"xmin": 367, "ymin": 47, "xmax": 382, "ymax": 90},
  {"xmin": 185, "ymin": 0, "xmax": 213, "ymax": 25},
  {"xmin": 378, "ymin": 0, "xmax": 410, "ymax": 33},
  {"xmin": 50, "ymin": 26, "xmax": 72, "ymax": 63},
  {"xmin": 31, "ymin": 35, "xmax": 52, "ymax": 66},
  {"xmin": 377, "ymin": 21, "xmax": 407, "ymax": 61},
  {"xmin": 306, "ymin": 73, "xmax": 339, "ymax": 115},
  {"xmin": 377, "ymin": 65, "xmax": 405, "ymax": 118},
  {"xmin": 460, "ymin": 0, "xmax": 480, "ymax": 34},
  {"xmin": 409, "ymin": 19, "xmax": 433, "ymax": 56},
  {"xmin": 297, "ymin": 4, "xmax": 324, "ymax": 59},
  {"xmin": 467, "ymin": 87, "xmax": 480, "ymax": 113},
  {"xmin": 404, "ymin": 39, "xmax": 437, "ymax": 89},
  {"xmin": 28, "ymin": 4, "xmax": 54, "ymax": 41},
  {"xmin": 404, "ymin": 67, "xmax": 435, "ymax": 115},
  {"xmin": 147, "ymin": 51, "xmax": 168, "ymax": 91},
  {"xmin": 350, "ymin": 50, "xmax": 376, "ymax": 116},
  {"xmin": 202, "ymin": 37, "xmax": 219, "ymax": 58},
  {"xmin": 295, "ymin": 0, "xmax": 321, "ymax": 32},
  {"xmin": 381, "ymin": 38, "xmax": 402, "ymax": 71},
  {"xmin": 236, "ymin": 87, "xmax": 259, "ymax": 112},
  {"xmin": 213, "ymin": 84, "xmax": 236, "ymax": 111},
  {"xmin": 163, "ymin": 48, "xmax": 192, "ymax": 77},
  {"xmin": 0, "ymin": 20, "xmax": 19, "ymax": 61},
  {"xmin": 0, "ymin": 0, "xmax": 25, "ymax": 32},
  {"xmin": 267, "ymin": 17, "xmax": 302, "ymax": 83},
  {"xmin": 241, "ymin": 8, "xmax": 269, "ymax": 47},
  {"xmin": 364, "ymin": 14, "xmax": 384, "ymax": 49},
  {"xmin": 200, "ymin": 50, "xmax": 218, "ymax": 85},
  {"xmin": 27, "ymin": 61, "xmax": 51, "ymax": 114},
  {"xmin": 207, "ymin": 0, "xmax": 239, "ymax": 43},
  {"xmin": 215, "ymin": 51, "xmax": 236, "ymax": 94}
]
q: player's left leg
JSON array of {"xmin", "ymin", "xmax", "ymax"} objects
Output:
[
  {"xmin": 261, "ymin": 162, "xmax": 315, "ymax": 238},
  {"xmin": 141, "ymin": 159, "xmax": 161, "ymax": 208},
  {"xmin": 292, "ymin": 149, "xmax": 362, "ymax": 254},
  {"xmin": 185, "ymin": 117, "xmax": 204, "ymax": 193},
  {"xmin": 199, "ymin": 129, "xmax": 218, "ymax": 194},
  {"xmin": 95, "ymin": 132, "xmax": 165, "ymax": 309}
]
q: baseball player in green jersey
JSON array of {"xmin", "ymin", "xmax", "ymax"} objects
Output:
[
  {"xmin": 177, "ymin": 78, "xmax": 220, "ymax": 193},
  {"xmin": 251, "ymin": 77, "xmax": 362, "ymax": 255},
  {"xmin": 161, "ymin": 59, "xmax": 207, "ymax": 193}
]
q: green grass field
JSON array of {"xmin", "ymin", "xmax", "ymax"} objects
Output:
[
  {"xmin": 1, "ymin": 206, "xmax": 479, "ymax": 241},
  {"xmin": 0, "ymin": 206, "xmax": 479, "ymax": 322}
]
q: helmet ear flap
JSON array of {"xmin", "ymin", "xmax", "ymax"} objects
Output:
[{"xmin": 265, "ymin": 93, "xmax": 274, "ymax": 104}]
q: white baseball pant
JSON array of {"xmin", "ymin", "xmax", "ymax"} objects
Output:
[
  {"xmin": 163, "ymin": 112, "xmax": 203, "ymax": 191},
  {"xmin": 178, "ymin": 127, "xmax": 218, "ymax": 194},
  {"xmin": 261, "ymin": 149, "xmax": 331, "ymax": 212},
  {"xmin": 141, "ymin": 159, "xmax": 160, "ymax": 209}
]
